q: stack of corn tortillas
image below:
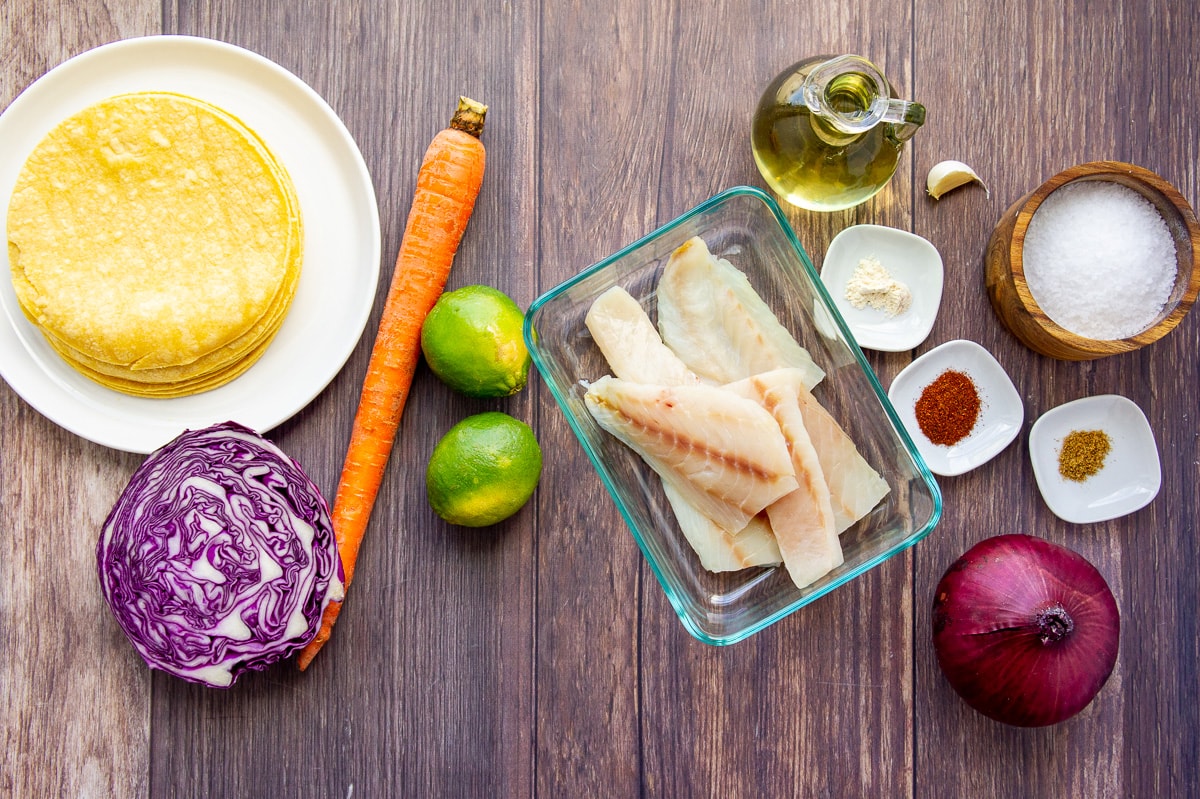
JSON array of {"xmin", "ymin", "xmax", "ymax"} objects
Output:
[{"xmin": 6, "ymin": 91, "xmax": 302, "ymax": 397}]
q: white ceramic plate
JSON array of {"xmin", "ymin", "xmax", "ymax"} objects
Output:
[
  {"xmin": 1029, "ymin": 394, "xmax": 1161, "ymax": 523},
  {"xmin": 887, "ymin": 339, "xmax": 1023, "ymax": 476},
  {"xmin": 819, "ymin": 224, "xmax": 943, "ymax": 352},
  {"xmin": 0, "ymin": 36, "xmax": 380, "ymax": 453}
]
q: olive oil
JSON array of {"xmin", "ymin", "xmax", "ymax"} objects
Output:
[{"xmin": 751, "ymin": 55, "xmax": 924, "ymax": 212}]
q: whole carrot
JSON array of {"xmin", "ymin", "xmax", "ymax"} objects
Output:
[{"xmin": 297, "ymin": 97, "xmax": 488, "ymax": 670}]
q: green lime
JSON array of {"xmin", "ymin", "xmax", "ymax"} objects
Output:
[
  {"xmin": 420, "ymin": 285, "xmax": 531, "ymax": 398},
  {"xmin": 426, "ymin": 412, "xmax": 542, "ymax": 527}
]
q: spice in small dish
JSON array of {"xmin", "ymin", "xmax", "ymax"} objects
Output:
[
  {"xmin": 844, "ymin": 256, "xmax": 913, "ymax": 318},
  {"xmin": 1023, "ymin": 181, "xmax": 1176, "ymax": 340},
  {"xmin": 819, "ymin": 225, "xmax": 943, "ymax": 352},
  {"xmin": 1057, "ymin": 429, "xmax": 1111, "ymax": 482},
  {"xmin": 914, "ymin": 369, "xmax": 981, "ymax": 446},
  {"xmin": 887, "ymin": 340, "xmax": 1022, "ymax": 477},
  {"xmin": 1028, "ymin": 395, "xmax": 1160, "ymax": 523}
]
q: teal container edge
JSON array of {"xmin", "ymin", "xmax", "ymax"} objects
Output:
[{"xmin": 524, "ymin": 186, "xmax": 942, "ymax": 646}]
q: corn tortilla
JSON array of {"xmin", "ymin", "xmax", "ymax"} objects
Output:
[{"xmin": 6, "ymin": 91, "xmax": 302, "ymax": 396}]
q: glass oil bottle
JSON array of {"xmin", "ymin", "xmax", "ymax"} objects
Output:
[{"xmin": 751, "ymin": 55, "xmax": 925, "ymax": 212}]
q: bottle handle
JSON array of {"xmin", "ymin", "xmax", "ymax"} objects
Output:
[{"xmin": 881, "ymin": 98, "xmax": 926, "ymax": 142}]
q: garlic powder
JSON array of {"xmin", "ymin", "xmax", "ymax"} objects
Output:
[{"xmin": 844, "ymin": 256, "xmax": 912, "ymax": 317}]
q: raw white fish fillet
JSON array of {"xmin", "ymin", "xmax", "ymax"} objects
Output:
[
  {"xmin": 586, "ymin": 287, "xmax": 780, "ymax": 570},
  {"xmin": 584, "ymin": 286, "xmax": 700, "ymax": 386},
  {"xmin": 657, "ymin": 237, "xmax": 825, "ymax": 388},
  {"xmin": 662, "ymin": 483, "xmax": 782, "ymax": 571},
  {"xmin": 584, "ymin": 376, "xmax": 799, "ymax": 534},
  {"xmin": 789, "ymin": 373, "xmax": 891, "ymax": 533},
  {"xmin": 727, "ymin": 370, "xmax": 843, "ymax": 589}
]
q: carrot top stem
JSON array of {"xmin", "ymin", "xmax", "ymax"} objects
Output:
[{"xmin": 450, "ymin": 97, "xmax": 487, "ymax": 138}]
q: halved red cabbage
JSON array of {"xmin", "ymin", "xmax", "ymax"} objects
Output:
[{"xmin": 97, "ymin": 421, "xmax": 344, "ymax": 688}]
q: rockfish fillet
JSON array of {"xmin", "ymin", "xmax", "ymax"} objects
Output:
[
  {"xmin": 661, "ymin": 483, "xmax": 783, "ymax": 571},
  {"xmin": 584, "ymin": 285, "xmax": 700, "ymax": 386},
  {"xmin": 791, "ymin": 376, "xmax": 891, "ymax": 533},
  {"xmin": 727, "ymin": 370, "xmax": 843, "ymax": 589},
  {"xmin": 584, "ymin": 376, "xmax": 798, "ymax": 535},
  {"xmin": 657, "ymin": 237, "xmax": 825, "ymax": 388},
  {"xmin": 585, "ymin": 288, "xmax": 781, "ymax": 570}
]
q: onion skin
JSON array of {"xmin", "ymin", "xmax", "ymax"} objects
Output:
[{"xmin": 931, "ymin": 534, "xmax": 1119, "ymax": 727}]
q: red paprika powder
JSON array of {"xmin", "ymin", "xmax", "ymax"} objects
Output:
[{"xmin": 914, "ymin": 369, "xmax": 980, "ymax": 445}]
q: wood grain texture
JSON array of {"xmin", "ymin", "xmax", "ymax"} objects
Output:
[
  {"xmin": 534, "ymin": 3, "xmax": 673, "ymax": 796},
  {"xmin": 637, "ymin": 2, "xmax": 917, "ymax": 797},
  {"xmin": 1, "ymin": 6, "xmax": 159, "ymax": 799},
  {"xmin": 2, "ymin": 0, "xmax": 1198, "ymax": 796},
  {"xmin": 147, "ymin": 1, "xmax": 540, "ymax": 797},
  {"xmin": 913, "ymin": 0, "xmax": 1198, "ymax": 797}
]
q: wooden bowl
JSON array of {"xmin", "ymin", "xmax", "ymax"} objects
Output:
[{"xmin": 985, "ymin": 161, "xmax": 1200, "ymax": 360}]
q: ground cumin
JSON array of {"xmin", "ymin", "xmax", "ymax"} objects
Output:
[
  {"xmin": 1058, "ymin": 429, "xmax": 1111, "ymax": 481},
  {"xmin": 914, "ymin": 369, "xmax": 981, "ymax": 446}
]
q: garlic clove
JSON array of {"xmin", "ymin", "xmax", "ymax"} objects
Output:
[{"xmin": 926, "ymin": 160, "xmax": 989, "ymax": 199}]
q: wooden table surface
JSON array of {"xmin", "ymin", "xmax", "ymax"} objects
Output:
[{"xmin": 3, "ymin": 1, "xmax": 1197, "ymax": 797}]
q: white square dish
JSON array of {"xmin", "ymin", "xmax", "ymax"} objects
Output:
[
  {"xmin": 887, "ymin": 339, "xmax": 1024, "ymax": 476},
  {"xmin": 819, "ymin": 224, "xmax": 944, "ymax": 352},
  {"xmin": 1029, "ymin": 394, "xmax": 1162, "ymax": 523}
]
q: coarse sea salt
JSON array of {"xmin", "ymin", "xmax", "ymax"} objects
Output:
[{"xmin": 1023, "ymin": 181, "xmax": 1177, "ymax": 340}]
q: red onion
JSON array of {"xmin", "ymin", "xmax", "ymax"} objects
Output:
[{"xmin": 931, "ymin": 534, "xmax": 1119, "ymax": 727}]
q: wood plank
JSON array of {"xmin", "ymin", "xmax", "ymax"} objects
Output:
[
  {"xmin": 532, "ymin": 1, "xmax": 919, "ymax": 795},
  {"xmin": 640, "ymin": 4, "xmax": 917, "ymax": 796},
  {"xmin": 145, "ymin": 1, "xmax": 539, "ymax": 796},
  {"xmin": 912, "ymin": 0, "xmax": 1198, "ymax": 796},
  {"xmin": 0, "ymin": 5, "xmax": 160, "ymax": 797},
  {"xmin": 531, "ymin": 2, "xmax": 675, "ymax": 795},
  {"xmin": 2, "ymin": 0, "xmax": 1197, "ymax": 795}
]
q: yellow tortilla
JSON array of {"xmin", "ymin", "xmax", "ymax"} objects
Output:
[
  {"xmin": 6, "ymin": 91, "xmax": 302, "ymax": 396},
  {"xmin": 42, "ymin": 332, "xmax": 279, "ymax": 398}
]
